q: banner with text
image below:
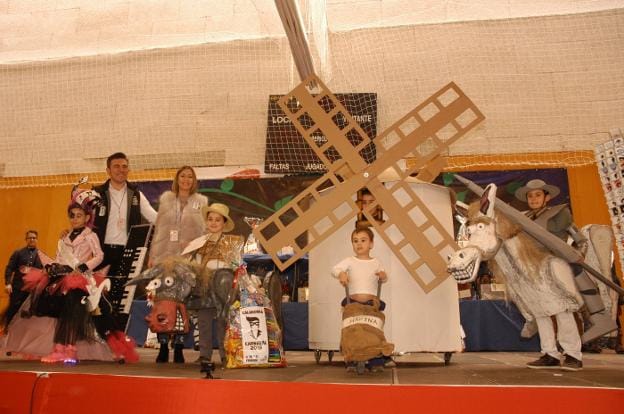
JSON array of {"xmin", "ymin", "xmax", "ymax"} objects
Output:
[{"xmin": 264, "ymin": 93, "xmax": 377, "ymax": 174}]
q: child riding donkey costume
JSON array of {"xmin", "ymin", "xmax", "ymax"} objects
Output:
[
  {"xmin": 515, "ymin": 179, "xmax": 621, "ymax": 351},
  {"xmin": 448, "ymin": 178, "xmax": 622, "ymax": 371}
]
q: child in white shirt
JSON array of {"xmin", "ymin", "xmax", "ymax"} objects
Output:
[{"xmin": 332, "ymin": 227, "xmax": 387, "ymax": 309}]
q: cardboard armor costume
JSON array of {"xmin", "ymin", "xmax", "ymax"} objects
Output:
[{"xmin": 186, "ymin": 234, "xmax": 243, "ymax": 310}]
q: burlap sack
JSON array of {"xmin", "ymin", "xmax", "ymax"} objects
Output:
[{"xmin": 340, "ymin": 302, "xmax": 394, "ymax": 362}]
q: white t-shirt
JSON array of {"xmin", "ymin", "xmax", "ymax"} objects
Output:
[{"xmin": 332, "ymin": 256, "xmax": 385, "ymax": 296}]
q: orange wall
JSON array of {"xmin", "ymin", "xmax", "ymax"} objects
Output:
[
  {"xmin": 0, "ymin": 186, "xmax": 70, "ymax": 313},
  {"xmin": 0, "ymin": 185, "xmax": 71, "ymax": 261},
  {"xmin": 567, "ymin": 164, "xmax": 611, "ymax": 227}
]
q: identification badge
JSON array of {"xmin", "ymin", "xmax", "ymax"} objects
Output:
[
  {"xmin": 170, "ymin": 230, "xmax": 179, "ymax": 242},
  {"xmin": 116, "ymin": 217, "xmax": 126, "ymax": 231},
  {"xmin": 99, "ymin": 206, "xmax": 106, "ymax": 216},
  {"xmin": 192, "ymin": 201, "xmax": 200, "ymax": 210}
]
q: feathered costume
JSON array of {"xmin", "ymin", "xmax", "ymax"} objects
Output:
[{"xmin": 1, "ymin": 178, "xmax": 138, "ymax": 363}]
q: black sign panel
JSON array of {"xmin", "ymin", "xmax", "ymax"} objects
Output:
[{"xmin": 265, "ymin": 93, "xmax": 377, "ymax": 174}]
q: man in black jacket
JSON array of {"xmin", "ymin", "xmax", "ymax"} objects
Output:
[
  {"xmin": 93, "ymin": 152, "xmax": 157, "ymax": 276},
  {"xmin": 4, "ymin": 230, "xmax": 43, "ymax": 326}
]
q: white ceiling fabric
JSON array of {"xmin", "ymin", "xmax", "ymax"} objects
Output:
[{"xmin": 1, "ymin": 0, "xmax": 622, "ymax": 64}]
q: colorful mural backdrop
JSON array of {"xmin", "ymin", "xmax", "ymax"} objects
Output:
[
  {"xmin": 435, "ymin": 168, "xmax": 570, "ymax": 213},
  {"xmin": 139, "ymin": 168, "xmax": 569, "ymax": 243},
  {"xmin": 140, "ymin": 175, "xmax": 318, "ymax": 242}
]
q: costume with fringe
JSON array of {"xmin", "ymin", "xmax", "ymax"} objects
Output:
[
  {"xmin": 128, "ymin": 258, "xmax": 197, "ymax": 362},
  {"xmin": 2, "ymin": 228, "xmax": 114, "ymax": 360},
  {"xmin": 3, "ymin": 181, "xmax": 139, "ymax": 363},
  {"xmin": 188, "ymin": 234, "xmax": 244, "ymax": 362}
]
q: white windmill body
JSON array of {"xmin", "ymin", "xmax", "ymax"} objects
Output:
[{"xmin": 308, "ymin": 181, "xmax": 462, "ymax": 354}]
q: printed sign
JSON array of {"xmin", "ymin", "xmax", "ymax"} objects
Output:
[
  {"xmin": 240, "ymin": 306, "xmax": 269, "ymax": 364},
  {"xmin": 342, "ymin": 314, "xmax": 384, "ymax": 330}
]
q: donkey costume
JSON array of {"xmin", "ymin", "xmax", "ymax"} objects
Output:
[{"xmin": 448, "ymin": 184, "xmax": 584, "ymax": 370}]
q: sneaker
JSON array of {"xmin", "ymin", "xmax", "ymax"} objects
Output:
[
  {"xmin": 383, "ymin": 357, "xmax": 396, "ymax": 368},
  {"xmin": 520, "ymin": 320, "xmax": 538, "ymax": 339},
  {"xmin": 581, "ymin": 341, "xmax": 602, "ymax": 353},
  {"xmin": 526, "ymin": 354, "xmax": 560, "ymax": 369},
  {"xmin": 63, "ymin": 345, "xmax": 78, "ymax": 365},
  {"xmin": 560, "ymin": 355, "xmax": 583, "ymax": 371},
  {"xmin": 41, "ymin": 344, "xmax": 67, "ymax": 363},
  {"xmin": 370, "ymin": 365, "xmax": 385, "ymax": 373}
]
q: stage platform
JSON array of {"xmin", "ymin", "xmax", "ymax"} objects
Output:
[{"xmin": 1, "ymin": 349, "xmax": 623, "ymax": 413}]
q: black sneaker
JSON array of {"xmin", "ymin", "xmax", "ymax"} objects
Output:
[
  {"xmin": 560, "ymin": 355, "xmax": 583, "ymax": 371},
  {"xmin": 526, "ymin": 354, "xmax": 560, "ymax": 369}
]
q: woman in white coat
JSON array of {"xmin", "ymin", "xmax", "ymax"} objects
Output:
[{"xmin": 149, "ymin": 166, "xmax": 208, "ymax": 363}]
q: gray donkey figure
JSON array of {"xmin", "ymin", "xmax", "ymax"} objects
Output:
[{"xmin": 448, "ymin": 184, "xmax": 587, "ymax": 371}]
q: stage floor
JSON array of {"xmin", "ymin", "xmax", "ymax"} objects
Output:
[{"xmin": 1, "ymin": 348, "xmax": 623, "ymax": 388}]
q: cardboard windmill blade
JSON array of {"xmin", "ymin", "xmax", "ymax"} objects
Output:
[{"xmin": 253, "ymin": 75, "xmax": 485, "ymax": 292}]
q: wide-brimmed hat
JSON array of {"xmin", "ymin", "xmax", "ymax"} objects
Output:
[
  {"xmin": 201, "ymin": 203, "xmax": 235, "ymax": 232},
  {"xmin": 514, "ymin": 179, "xmax": 560, "ymax": 202}
]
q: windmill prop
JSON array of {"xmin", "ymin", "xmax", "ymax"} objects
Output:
[{"xmin": 253, "ymin": 75, "xmax": 484, "ymax": 292}]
